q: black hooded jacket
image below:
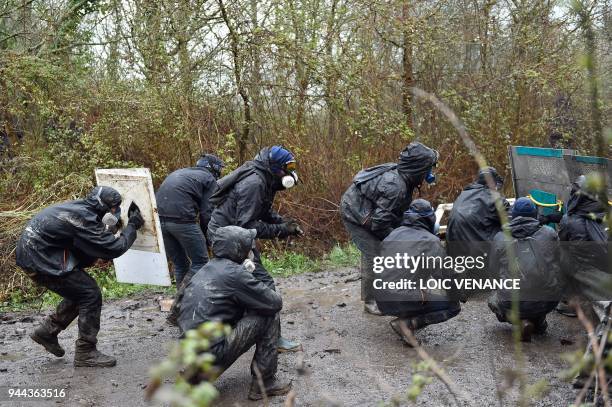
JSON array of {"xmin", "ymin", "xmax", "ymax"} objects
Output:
[
  {"xmin": 156, "ymin": 166, "xmax": 217, "ymax": 230},
  {"xmin": 340, "ymin": 142, "xmax": 437, "ymax": 239},
  {"xmin": 377, "ymin": 201, "xmax": 455, "ymax": 308},
  {"xmin": 16, "ymin": 193, "xmax": 137, "ymax": 277},
  {"xmin": 490, "ymin": 216, "xmax": 561, "ymax": 301},
  {"xmin": 178, "ymin": 226, "xmax": 282, "ymax": 340},
  {"xmin": 207, "ymin": 147, "xmax": 289, "ymax": 240},
  {"xmin": 558, "ymin": 187, "xmax": 609, "ymax": 299}
]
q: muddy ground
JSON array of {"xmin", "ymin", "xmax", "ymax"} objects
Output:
[{"xmin": 0, "ymin": 268, "xmax": 587, "ymax": 407}]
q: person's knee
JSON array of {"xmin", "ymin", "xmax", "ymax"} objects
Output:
[{"xmin": 81, "ymin": 285, "xmax": 102, "ymax": 309}]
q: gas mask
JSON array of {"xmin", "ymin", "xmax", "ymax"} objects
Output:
[
  {"xmin": 102, "ymin": 207, "xmax": 121, "ymax": 227},
  {"xmin": 95, "ymin": 187, "xmax": 122, "ymax": 227},
  {"xmin": 282, "ymin": 171, "xmax": 298, "ymax": 189},
  {"xmin": 242, "ymin": 250, "xmax": 256, "ymax": 273}
]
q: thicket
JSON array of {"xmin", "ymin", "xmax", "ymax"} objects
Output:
[{"xmin": 0, "ymin": 0, "xmax": 610, "ymax": 300}]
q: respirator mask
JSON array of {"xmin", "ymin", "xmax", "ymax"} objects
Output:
[
  {"xmin": 96, "ymin": 187, "xmax": 122, "ymax": 227},
  {"xmin": 102, "ymin": 209, "xmax": 121, "ymax": 227},
  {"xmin": 281, "ymin": 160, "xmax": 298, "ymax": 189},
  {"xmin": 242, "ymin": 250, "xmax": 256, "ymax": 273}
]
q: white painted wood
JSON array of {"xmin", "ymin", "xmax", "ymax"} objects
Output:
[{"xmin": 95, "ymin": 168, "xmax": 171, "ymax": 286}]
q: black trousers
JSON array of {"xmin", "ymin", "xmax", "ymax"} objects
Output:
[
  {"xmin": 30, "ymin": 269, "xmax": 102, "ymax": 350},
  {"xmin": 210, "ymin": 314, "xmax": 280, "ymax": 381},
  {"xmin": 488, "ymin": 292, "xmax": 558, "ymax": 324}
]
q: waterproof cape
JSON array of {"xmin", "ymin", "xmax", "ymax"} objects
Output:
[
  {"xmin": 353, "ymin": 163, "xmax": 397, "ymax": 187},
  {"xmin": 210, "ymin": 161, "xmax": 269, "ymax": 207}
]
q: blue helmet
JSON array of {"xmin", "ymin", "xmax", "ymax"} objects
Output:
[{"xmin": 268, "ymin": 145, "xmax": 296, "ymax": 175}]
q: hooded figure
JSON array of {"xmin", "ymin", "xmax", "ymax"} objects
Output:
[
  {"xmin": 559, "ymin": 176, "xmax": 609, "ymax": 293},
  {"xmin": 16, "ymin": 186, "xmax": 144, "ymax": 367},
  {"xmin": 377, "ymin": 199, "xmax": 461, "ymax": 344},
  {"xmin": 487, "ymin": 197, "xmax": 561, "ymax": 342},
  {"xmin": 558, "ymin": 176, "xmax": 611, "ymax": 390},
  {"xmin": 178, "ymin": 226, "xmax": 291, "ymax": 401},
  {"xmin": 156, "ymin": 153, "xmax": 225, "ymax": 288},
  {"xmin": 340, "ymin": 142, "xmax": 438, "ymax": 315},
  {"xmin": 446, "ymin": 166, "xmax": 508, "ymax": 260},
  {"xmin": 207, "ymin": 146, "xmax": 302, "ymax": 352}
]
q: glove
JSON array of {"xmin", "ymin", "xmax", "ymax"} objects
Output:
[
  {"xmin": 128, "ymin": 202, "xmax": 145, "ymax": 230},
  {"xmin": 285, "ymin": 220, "xmax": 304, "ymax": 236},
  {"xmin": 539, "ymin": 212, "xmax": 563, "ymax": 225}
]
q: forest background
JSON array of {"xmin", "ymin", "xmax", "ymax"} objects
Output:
[{"xmin": 0, "ymin": 0, "xmax": 610, "ymax": 302}]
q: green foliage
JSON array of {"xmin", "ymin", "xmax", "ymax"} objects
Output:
[
  {"xmin": 147, "ymin": 321, "xmax": 229, "ymax": 407},
  {"xmin": 263, "ymin": 243, "xmax": 359, "ymax": 277}
]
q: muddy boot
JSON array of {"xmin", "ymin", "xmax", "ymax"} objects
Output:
[
  {"xmin": 30, "ymin": 325, "xmax": 65, "ymax": 357},
  {"xmin": 556, "ymin": 301, "xmax": 577, "ymax": 317},
  {"xmin": 277, "ymin": 336, "xmax": 302, "ymax": 353},
  {"xmin": 519, "ymin": 320, "xmax": 535, "ymax": 342},
  {"xmin": 166, "ymin": 310, "xmax": 178, "ymax": 326},
  {"xmin": 74, "ymin": 346, "xmax": 117, "ymax": 368},
  {"xmin": 532, "ymin": 317, "xmax": 548, "ymax": 335},
  {"xmin": 247, "ymin": 377, "xmax": 292, "ymax": 400},
  {"xmin": 364, "ymin": 300, "xmax": 383, "ymax": 316},
  {"xmin": 389, "ymin": 318, "xmax": 417, "ymax": 347}
]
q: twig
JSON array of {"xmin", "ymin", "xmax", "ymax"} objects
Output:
[{"xmin": 399, "ymin": 320, "xmax": 473, "ymax": 407}]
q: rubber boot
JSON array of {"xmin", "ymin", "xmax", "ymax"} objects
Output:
[
  {"xmin": 532, "ymin": 317, "xmax": 548, "ymax": 335},
  {"xmin": 74, "ymin": 342, "xmax": 116, "ymax": 368},
  {"xmin": 519, "ymin": 320, "xmax": 534, "ymax": 342},
  {"xmin": 556, "ymin": 301, "xmax": 577, "ymax": 317},
  {"xmin": 389, "ymin": 318, "xmax": 418, "ymax": 347},
  {"xmin": 30, "ymin": 324, "xmax": 65, "ymax": 357},
  {"xmin": 248, "ymin": 377, "xmax": 292, "ymax": 400},
  {"xmin": 364, "ymin": 300, "xmax": 383, "ymax": 316},
  {"xmin": 277, "ymin": 336, "xmax": 302, "ymax": 353}
]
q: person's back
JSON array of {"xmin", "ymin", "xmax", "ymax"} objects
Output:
[
  {"xmin": 157, "ymin": 154, "xmax": 224, "ymax": 291},
  {"xmin": 447, "ymin": 167, "xmax": 507, "ymax": 258},
  {"xmin": 340, "ymin": 142, "xmax": 439, "ymax": 315},
  {"xmin": 177, "ymin": 226, "xmax": 290, "ymax": 401},
  {"xmin": 15, "ymin": 186, "xmax": 143, "ymax": 367},
  {"xmin": 156, "ymin": 166, "xmax": 217, "ymax": 225},
  {"xmin": 559, "ymin": 178, "xmax": 608, "ymax": 276},
  {"xmin": 488, "ymin": 197, "xmax": 560, "ymax": 341},
  {"xmin": 17, "ymin": 195, "xmax": 138, "ymax": 277},
  {"xmin": 178, "ymin": 255, "xmax": 282, "ymax": 334},
  {"xmin": 376, "ymin": 199, "xmax": 461, "ymax": 344}
]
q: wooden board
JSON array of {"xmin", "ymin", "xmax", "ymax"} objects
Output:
[{"xmin": 95, "ymin": 168, "xmax": 171, "ymax": 286}]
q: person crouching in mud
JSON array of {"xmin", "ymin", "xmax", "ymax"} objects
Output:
[
  {"xmin": 376, "ymin": 199, "xmax": 462, "ymax": 344},
  {"xmin": 207, "ymin": 145, "xmax": 303, "ymax": 353},
  {"xmin": 178, "ymin": 226, "xmax": 291, "ymax": 401},
  {"xmin": 15, "ymin": 186, "xmax": 145, "ymax": 367},
  {"xmin": 487, "ymin": 197, "xmax": 561, "ymax": 342},
  {"xmin": 340, "ymin": 142, "xmax": 438, "ymax": 315}
]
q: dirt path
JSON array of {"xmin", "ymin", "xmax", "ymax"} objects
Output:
[{"xmin": 0, "ymin": 268, "xmax": 586, "ymax": 406}]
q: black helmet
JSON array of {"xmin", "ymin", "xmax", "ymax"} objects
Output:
[
  {"xmin": 196, "ymin": 154, "xmax": 225, "ymax": 179},
  {"xmin": 87, "ymin": 186, "xmax": 122, "ymax": 213}
]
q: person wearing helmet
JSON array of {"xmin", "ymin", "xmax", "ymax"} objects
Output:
[
  {"xmin": 178, "ymin": 226, "xmax": 291, "ymax": 401},
  {"xmin": 207, "ymin": 146, "xmax": 303, "ymax": 352},
  {"xmin": 16, "ymin": 186, "xmax": 145, "ymax": 367},
  {"xmin": 487, "ymin": 197, "xmax": 561, "ymax": 342},
  {"xmin": 156, "ymin": 153, "xmax": 225, "ymax": 288},
  {"xmin": 340, "ymin": 142, "xmax": 438, "ymax": 315},
  {"xmin": 377, "ymin": 199, "xmax": 462, "ymax": 345}
]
